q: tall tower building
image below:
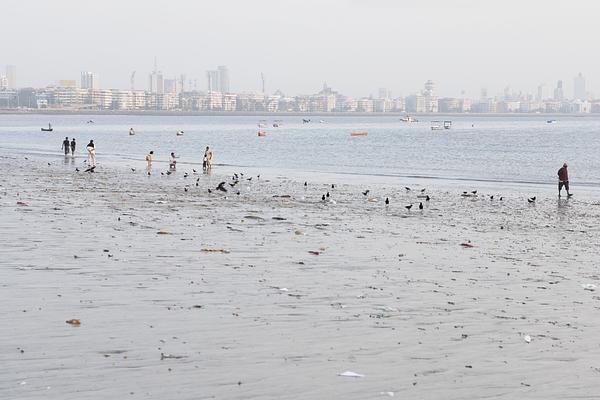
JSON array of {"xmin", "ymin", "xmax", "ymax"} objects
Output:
[
  {"xmin": 536, "ymin": 84, "xmax": 544, "ymax": 102},
  {"xmin": 217, "ymin": 66, "xmax": 230, "ymax": 93},
  {"xmin": 553, "ymin": 80, "xmax": 564, "ymax": 101},
  {"xmin": 5, "ymin": 65, "xmax": 16, "ymax": 89},
  {"xmin": 573, "ymin": 72, "xmax": 586, "ymax": 100},
  {"xmin": 80, "ymin": 71, "xmax": 99, "ymax": 89},
  {"xmin": 207, "ymin": 70, "xmax": 219, "ymax": 92},
  {"xmin": 149, "ymin": 71, "xmax": 164, "ymax": 94}
]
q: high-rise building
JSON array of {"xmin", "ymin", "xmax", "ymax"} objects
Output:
[
  {"xmin": 6, "ymin": 65, "xmax": 16, "ymax": 89},
  {"xmin": 80, "ymin": 71, "xmax": 99, "ymax": 89},
  {"xmin": 149, "ymin": 71, "xmax": 164, "ymax": 94},
  {"xmin": 207, "ymin": 70, "xmax": 219, "ymax": 92},
  {"xmin": 218, "ymin": 66, "xmax": 230, "ymax": 93},
  {"xmin": 553, "ymin": 80, "xmax": 564, "ymax": 101},
  {"xmin": 574, "ymin": 72, "xmax": 586, "ymax": 100},
  {"xmin": 536, "ymin": 84, "xmax": 544, "ymax": 102},
  {"xmin": 378, "ymin": 88, "xmax": 391, "ymax": 99}
]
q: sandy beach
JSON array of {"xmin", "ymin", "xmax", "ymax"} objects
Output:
[{"xmin": 1, "ymin": 153, "xmax": 600, "ymax": 399}]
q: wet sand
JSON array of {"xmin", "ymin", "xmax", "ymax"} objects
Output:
[{"xmin": 1, "ymin": 154, "xmax": 600, "ymax": 399}]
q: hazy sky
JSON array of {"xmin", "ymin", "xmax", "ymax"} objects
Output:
[{"xmin": 2, "ymin": 0, "xmax": 600, "ymax": 98}]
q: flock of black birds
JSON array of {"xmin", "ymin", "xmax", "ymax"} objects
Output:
[{"xmin": 58, "ymin": 158, "xmax": 542, "ymax": 207}]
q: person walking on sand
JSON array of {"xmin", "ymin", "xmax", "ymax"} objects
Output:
[
  {"xmin": 169, "ymin": 152, "xmax": 177, "ymax": 170},
  {"xmin": 86, "ymin": 140, "xmax": 96, "ymax": 167},
  {"xmin": 62, "ymin": 137, "xmax": 70, "ymax": 156},
  {"xmin": 558, "ymin": 163, "xmax": 572, "ymax": 197},
  {"xmin": 205, "ymin": 146, "xmax": 213, "ymax": 170},
  {"xmin": 70, "ymin": 138, "xmax": 76, "ymax": 156},
  {"xmin": 146, "ymin": 150, "xmax": 154, "ymax": 169}
]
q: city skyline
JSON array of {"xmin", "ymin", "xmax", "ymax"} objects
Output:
[{"xmin": 2, "ymin": 0, "xmax": 600, "ymax": 97}]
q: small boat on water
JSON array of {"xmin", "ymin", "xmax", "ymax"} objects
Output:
[
  {"xmin": 400, "ymin": 115, "xmax": 418, "ymax": 123},
  {"xmin": 176, "ymin": 130, "xmax": 184, "ymax": 136},
  {"xmin": 41, "ymin": 123, "xmax": 53, "ymax": 132},
  {"xmin": 129, "ymin": 128, "xmax": 135, "ymax": 135},
  {"xmin": 273, "ymin": 120, "xmax": 283, "ymax": 128},
  {"xmin": 302, "ymin": 118, "xmax": 311, "ymax": 124},
  {"xmin": 258, "ymin": 131, "xmax": 267, "ymax": 137},
  {"xmin": 443, "ymin": 121, "xmax": 452, "ymax": 129},
  {"xmin": 547, "ymin": 120, "xmax": 557, "ymax": 124},
  {"xmin": 431, "ymin": 121, "xmax": 444, "ymax": 130},
  {"xmin": 351, "ymin": 131, "xmax": 368, "ymax": 137}
]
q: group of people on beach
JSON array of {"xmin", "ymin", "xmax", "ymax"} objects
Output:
[
  {"xmin": 62, "ymin": 137, "xmax": 96, "ymax": 167},
  {"xmin": 145, "ymin": 146, "xmax": 213, "ymax": 172}
]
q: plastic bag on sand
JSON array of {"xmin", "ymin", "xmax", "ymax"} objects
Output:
[{"xmin": 338, "ymin": 371, "xmax": 364, "ymax": 378}]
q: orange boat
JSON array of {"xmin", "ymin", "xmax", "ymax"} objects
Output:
[
  {"xmin": 351, "ymin": 132, "xmax": 368, "ymax": 137},
  {"xmin": 258, "ymin": 131, "xmax": 267, "ymax": 137}
]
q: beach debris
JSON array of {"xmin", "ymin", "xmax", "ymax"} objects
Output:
[
  {"xmin": 272, "ymin": 216, "xmax": 287, "ymax": 220},
  {"xmin": 65, "ymin": 319, "xmax": 81, "ymax": 326},
  {"xmin": 157, "ymin": 230, "xmax": 171, "ymax": 235},
  {"xmin": 308, "ymin": 250, "xmax": 321, "ymax": 255},
  {"xmin": 191, "ymin": 305, "xmax": 203, "ymax": 309},
  {"xmin": 523, "ymin": 334, "xmax": 532, "ymax": 343},
  {"xmin": 338, "ymin": 371, "xmax": 365, "ymax": 378},
  {"xmin": 16, "ymin": 201, "xmax": 28, "ymax": 206},
  {"xmin": 160, "ymin": 353, "xmax": 186, "ymax": 360},
  {"xmin": 201, "ymin": 247, "xmax": 231, "ymax": 254},
  {"xmin": 460, "ymin": 242, "xmax": 475, "ymax": 248},
  {"xmin": 581, "ymin": 283, "xmax": 597, "ymax": 291}
]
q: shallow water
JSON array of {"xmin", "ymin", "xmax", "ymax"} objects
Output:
[{"xmin": 1, "ymin": 114, "xmax": 600, "ymax": 189}]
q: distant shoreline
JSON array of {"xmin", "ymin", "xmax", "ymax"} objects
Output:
[{"xmin": 0, "ymin": 109, "xmax": 596, "ymax": 118}]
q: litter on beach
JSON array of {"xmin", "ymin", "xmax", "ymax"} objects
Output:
[
  {"xmin": 523, "ymin": 335, "xmax": 532, "ymax": 343},
  {"xmin": 201, "ymin": 248, "xmax": 231, "ymax": 254},
  {"xmin": 338, "ymin": 371, "xmax": 365, "ymax": 378},
  {"xmin": 65, "ymin": 319, "xmax": 81, "ymax": 326},
  {"xmin": 580, "ymin": 283, "xmax": 597, "ymax": 291}
]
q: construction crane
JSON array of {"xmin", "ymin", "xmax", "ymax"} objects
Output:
[{"xmin": 130, "ymin": 71, "xmax": 136, "ymax": 91}]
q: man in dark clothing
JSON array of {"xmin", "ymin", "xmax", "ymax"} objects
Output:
[
  {"xmin": 558, "ymin": 163, "xmax": 572, "ymax": 197},
  {"xmin": 62, "ymin": 137, "xmax": 70, "ymax": 156},
  {"xmin": 70, "ymin": 138, "xmax": 76, "ymax": 156}
]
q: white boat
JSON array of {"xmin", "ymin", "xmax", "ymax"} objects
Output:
[
  {"xmin": 431, "ymin": 121, "xmax": 444, "ymax": 130},
  {"xmin": 401, "ymin": 115, "xmax": 418, "ymax": 123},
  {"xmin": 129, "ymin": 128, "xmax": 135, "ymax": 135},
  {"xmin": 273, "ymin": 120, "xmax": 283, "ymax": 128},
  {"xmin": 443, "ymin": 121, "xmax": 452, "ymax": 129},
  {"xmin": 176, "ymin": 130, "xmax": 184, "ymax": 136},
  {"xmin": 547, "ymin": 120, "xmax": 557, "ymax": 124}
]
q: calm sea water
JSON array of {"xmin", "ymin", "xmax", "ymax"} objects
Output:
[{"xmin": 1, "ymin": 113, "xmax": 600, "ymax": 189}]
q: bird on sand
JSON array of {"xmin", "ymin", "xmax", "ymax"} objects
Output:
[
  {"xmin": 216, "ymin": 182, "xmax": 227, "ymax": 192},
  {"xmin": 304, "ymin": 181, "xmax": 307, "ymax": 187},
  {"xmin": 236, "ymin": 191, "xmax": 241, "ymax": 195},
  {"xmin": 196, "ymin": 182, "xmax": 199, "ymax": 186},
  {"xmin": 84, "ymin": 166, "xmax": 96, "ymax": 173},
  {"xmin": 528, "ymin": 197, "xmax": 536, "ymax": 203},
  {"xmin": 193, "ymin": 169, "xmax": 197, "ymax": 173},
  {"xmin": 425, "ymin": 195, "xmax": 430, "ymax": 201},
  {"xmin": 405, "ymin": 187, "xmax": 411, "ymax": 191},
  {"xmin": 385, "ymin": 197, "xmax": 389, "ymax": 205},
  {"xmin": 247, "ymin": 177, "xmax": 253, "ymax": 181},
  {"xmin": 420, "ymin": 188, "xmax": 426, "ymax": 192},
  {"xmin": 490, "ymin": 195, "xmax": 494, "ymax": 200},
  {"xmin": 500, "ymin": 197, "xmax": 504, "ymax": 201},
  {"xmin": 208, "ymin": 189, "xmax": 212, "ymax": 194},
  {"xmin": 131, "ymin": 168, "xmax": 136, "ymax": 172},
  {"xmin": 184, "ymin": 187, "xmax": 188, "ymax": 192},
  {"xmin": 331, "ymin": 184, "xmax": 335, "ymax": 189},
  {"xmin": 326, "ymin": 192, "xmax": 330, "ymax": 198},
  {"xmin": 321, "ymin": 194, "xmax": 326, "ymax": 201},
  {"xmin": 75, "ymin": 168, "xmax": 80, "ymax": 172},
  {"xmin": 147, "ymin": 171, "xmax": 151, "ymax": 176},
  {"xmin": 405, "ymin": 204, "xmax": 413, "ymax": 210},
  {"xmin": 471, "ymin": 190, "xmax": 477, "ymax": 195},
  {"xmin": 183, "ymin": 172, "xmax": 188, "ymax": 178},
  {"xmin": 161, "ymin": 172, "xmax": 164, "ymax": 176},
  {"xmin": 166, "ymin": 171, "xmax": 172, "ymax": 175},
  {"xmin": 419, "ymin": 202, "xmax": 423, "ymax": 210},
  {"xmin": 362, "ymin": 190, "xmax": 370, "ymax": 196}
]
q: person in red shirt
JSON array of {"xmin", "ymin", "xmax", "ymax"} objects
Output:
[{"xmin": 558, "ymin": 163, "xmax": 572, "ymax": 197}]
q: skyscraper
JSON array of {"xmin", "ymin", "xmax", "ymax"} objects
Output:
[
  {"xmin": 573, "ymin": 72, "xmax": 586, "ymax": 100},
  {"xmin": 218, "ymin": 66, "xmax": 230, "ymax": 93},
  {"xmin": 536, "ymin": 84, "xmax": 544, "ymax": 102},
  {"xmin": 149, "ymin": 71, "xmax": 164, "ymax": 94},
  {"xmin": 5, "ymin": 65, "xmax": 16, "ymax": 89},
  {"xmin": 207, "ymin": 70, "xmax": 219, "ymax": 92},
  {"xmin": 80, "ymin": 71, "xmax": 99, "ymax": 89},
  {"xmin": 553, "ymin": 80, "xmax": 564, "ymax": 101}
]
